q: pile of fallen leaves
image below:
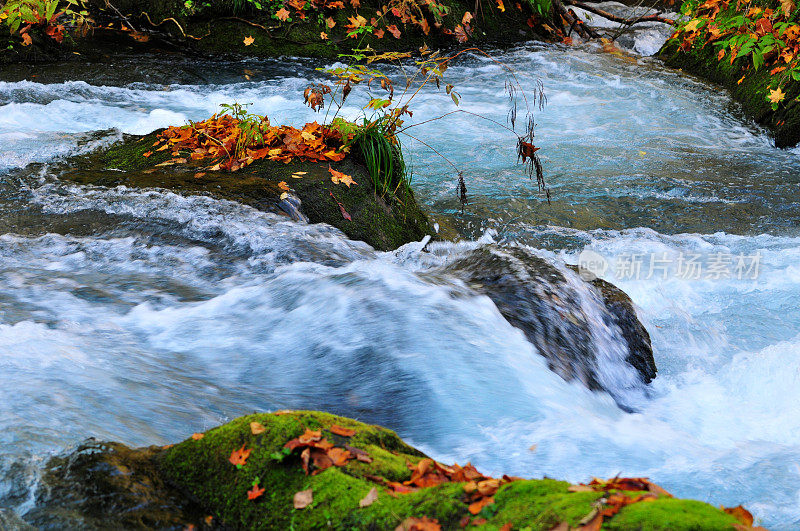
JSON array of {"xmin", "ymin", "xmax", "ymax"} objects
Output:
[
  {"xmin": 672, "ymin": 0, "xmax": 799, "ymax": 108},
  {"xmin": 145, "ymin": 115, "xmax": 348, "ymax": 172}
]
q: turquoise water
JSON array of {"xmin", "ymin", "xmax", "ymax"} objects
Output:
[{"xmin": 1, "ymin": 43, "xmax": 799, "ymax": 528}]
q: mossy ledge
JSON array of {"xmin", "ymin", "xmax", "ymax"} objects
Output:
[
  {"xmin": 60, "ymin": 131, "xmax": 434, "ymax": 251},
  {"xmin": 659, "ymin": 27, "xmax": 800, "ymax": 149},
  {"xmin": 30, "ymin": 411, "xmax": 747, "ymax": 530}
]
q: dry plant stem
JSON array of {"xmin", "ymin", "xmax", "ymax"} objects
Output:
[
  {"xmin": 563, "ymin": 0, "xmax": 675, "ymax": 25},
  {"xmin": 397, "ymin": 109, "xmax": 518, "ymax": 136},
  {"xmin": 398, "ymin": 131, "xmax": 460, "ymax": 173}
]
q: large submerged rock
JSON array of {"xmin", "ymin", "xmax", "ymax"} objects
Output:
[
  {"xmin": 19, "ymin": 411, "xmax": 745, "ymax": 530},
  {"xmin": 442, "ymin": 245, "xmax": 655, "ymax": 404}
]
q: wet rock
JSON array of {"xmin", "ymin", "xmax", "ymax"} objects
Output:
[
  {"xmin": 444, "ymin": 246, "xmax": 656, "ymax": 398},
  {"xmin": 59, "ymin": 131, "xmax": 434, "ymax": 251},
  {"xmin": 23, "ymin": 440, "xmax": 204, "ymax": 530}
]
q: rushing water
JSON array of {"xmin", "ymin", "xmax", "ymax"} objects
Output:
[{"xmin": 1, "ymin": 38, "xmax": 800, "ymax": 529}]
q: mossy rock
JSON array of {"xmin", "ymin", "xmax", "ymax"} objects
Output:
[
  {"xmin": 60, "ymin": 131, "xmax": 434, "ymax": 251},
  {"xmin": 161, "ymin": 410, "xmax": 744, "ymax": 529},
  {"xmin": 658, "ymin": 5, "xmax": 800, "ymax": 148},
  {"xmin": 28, "ymin": 411, "xmax": 746, "ymax": 529}
]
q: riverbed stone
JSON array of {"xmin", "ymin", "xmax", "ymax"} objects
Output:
[
  {"xmin": 444, "ymin": 246, "xmax": 656, "ymax": 396},
  {"xmin": 20, "ymin": 411, "xmax": 744, "ymax": 530},
  {"xmin": 60, "ymin": 131, "xmax": 434, "ymax": 252}
]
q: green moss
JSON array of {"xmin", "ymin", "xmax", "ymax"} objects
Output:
[
  {"xmin": 659, "ymin": 2, "xmax": 800, "ymax": 148},
  {"xmin": 606, "ymin": 498, "xmax": 741, "ymax": 530},
  {"xmin": 157, "ymin": 410, "xmax": 744, "ymax": 530}
]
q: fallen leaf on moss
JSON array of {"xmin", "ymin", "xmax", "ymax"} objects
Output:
[
  {"xmin": 247, "ymin": 482, "xmax": 265, "ymax": 500},
  {"xmin": 396, "ymin": 516, "xmax": 441, "ymax": 530},
  {"xmin": 250, "ymin": 421, "xmax": 266, "ymax": 434},
  {"xmin": 723, "ymin": 505, "xmax": 754, "ymax": 526},
  {"xmin": 229, "ymin": 445, "xmax": 251, "ymax": 467},
  {"xmin": 191, "ymin": 433, "xmax": 204, "ymax": 440},
  {"xmin": 276, "ymin": 8, "xmax": 290, "ymax": 21},
  {"xmin": 330, "ymin": 424, "xmax": 356, "ymax": 437},
  {"xmin": 193, "ymin": 172, "xmax": 206, "ymax": 179},
  {"xmin": 293, "ymin": 488, "xmax": 313, "ymax": 509},
  {"xmin": 329, "ymin": 166, "xmax": 357, "ymax": 187},
  {"xmin": 278, "ymin": 181, "xmax": 291, "ymax": 192},
  {"xmin": 243, "ymin": 36, "xmax": 255, "ymax": 46},
  {"xmin": 467, "ymin": 496, "xmax": 494, "ymax": 515},
  {"xmin": 359, "ymin": 487, "xmax": 379, "ymax": 507},
  {"xmin": 568, "ymin": 484, "xmax": 594, "ymax": 492}
]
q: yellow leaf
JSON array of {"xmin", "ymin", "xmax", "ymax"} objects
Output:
[
  {"xmin": 243, "ymin": 35, "xmax": 255, "ymax": 46},
  {"xmin": 320, "ymin": 31, "xmax": 328, "ymax": 40},
  {"xmin": 683, "ymin": 19, "xmax": 702, "ymax": 33},
  {"xmin": 496, "ymin": 0, "xmax": 505, "ymax": 12},
  {"xmin": 768, "ymin": 87, "xmax": 785, "ymax": 104},
  {"xmin": 280, "ymin": 192, "xmax": 289, "ymax": 200},
  {"xmin": 268, "ymin": 148, "xmax": 282, "ymax": 157},
  {"xmin": 329, "ymin": 165, "xmax": 357, "ymax": 187},
  {"xmin": 275, "ymin": 8, "xmax": 290, "ymax": 22},
  {"xmin": 278, "ymin": 181, "xmax": 290, "ymax": 191},
  {"xmin": 737, "ymin": 75, "xmax": 746, "ymax": 85},
  {"xmin": 301, "ymin": 131, "xmax": 316, "ymax": 141}
]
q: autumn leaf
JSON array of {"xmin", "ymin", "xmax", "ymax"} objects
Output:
[
  {"xmin": 326, "ymin": 16, "xmax": 336, "ymax": 28},
  {"xmin": 454, "ymin": 24, "xmax": 468, "ymax": 43},
  {"xmin": 468, "ymin": 496, "xmax": 494, "ymax": 515},
  {"xmin": 330, "ymin": 424, "xmax": 356, "ymax": 437},
  {"xmin": 243, "ymin": 35, "xmax": 255, "ymax": 46},
  {"xmin": 496, "ymin": 0, "xmax": 505, "ymax": 11},
  {"xmin": 395, "ymin": 516, "xmax": 442, "ymax": 530},
  {"xmin": 275, "ymin": 8, "xmax": 290, "ymax": 21},
  {"xmin": 250, "ymin": 421, "xmax": 266, "ymax": 435},
  {"xmin": 329, "ymin": 166, "xmax": 357, "ymax": 187},
  {"xmin": 386, "ymin": 24, "xmax": 401, "ymax": 38},
  {"xmin": 359, "ymin": 487, "xmax": 379, "ymax": 507},
  {"xmin": 768, "ymin": 87, "xmax": 785, "ymax": 104},
  {"xmin": 462, "ymin": 11, "xmax": 473, "ymax": 25},
  {"xmin": 723, "ymin": 505, "xmax": 754, "ymax": 526},
  {"xmin": 247, "ymin": 482, "xmax": 266, "ymax": 500},
  {"xmin": 229, "ymin": 445, "xmax": 251, "ymax": 467},
  {"xmin": 142, "ymin": 151, "xmax": 153, "ymax": 158},
  {"xmin": 374, "ymin": 28, "xmax": 385, "ymax": 38},
  {"xmin": 683, "ymin": 18, "xmax": 702, "ymax": 32},
  {"xmin": 191, "ymin": 433, "xmax": 204, "ymax": 440},
  {"xmin": 293, "ymin": 488, "xmax": 313, "ymax": 509},
  {"xmin": 320, "ymin": 32, "xmax": 328, "ymax": 40},
  {"xmin": 780, "ymin": 0, "xmax": 796, "ymax": 16}
]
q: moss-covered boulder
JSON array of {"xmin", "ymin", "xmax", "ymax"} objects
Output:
[
  {"xmin": 25, "ymin": 411, "xmax": 751, "ymax": 530},
  {"xmin": 60, "ymin": 131, "xmax": 433, "ymax": 251}
]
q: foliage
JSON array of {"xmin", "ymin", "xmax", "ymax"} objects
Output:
[
  {"xmin": 147, "ymin": 107, "xmax": 348, "ymax": 172},
  {"xmin": 311, "ymin": 44, "xmax": 548, "ymax": 206},
  {"xmin": 671, "ymin": 0, "xmax": 800, "ymax": 110},
  {"xmin": 0, "ymin": 0, "xmax": 90, "ymax": 48}
]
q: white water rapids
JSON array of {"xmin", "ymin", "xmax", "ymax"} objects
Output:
[{"xmin": 1, "ymin": 39, "xmax": 800, "ymax": 529}]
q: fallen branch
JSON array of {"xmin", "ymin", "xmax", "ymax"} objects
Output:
[{"xmin": 563, "ymin": 0, "xmax": 675, "ymax": 25}]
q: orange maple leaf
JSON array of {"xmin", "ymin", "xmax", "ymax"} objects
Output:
[
  {"xmin": 329, "ymin": 166, "xmax": 357, "ymax": 187},
  {"xmin": 229, "ymin": 445, "xmax": 251, "ymax": 467},
  {"xmin": 247, "ymin": 482, "xmax": 266, "ymax": 500},
  {"xmin": 275, "ymin": 8, "xmax": 290, "ymax": 21},
  {"xmin": 243, "ymin": 35, "xmax": 255, "ymax": 46}
]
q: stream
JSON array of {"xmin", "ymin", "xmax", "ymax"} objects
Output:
[{"xmin": 1, "ymin": 37, "xmax": 800, "ymax": 529}]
